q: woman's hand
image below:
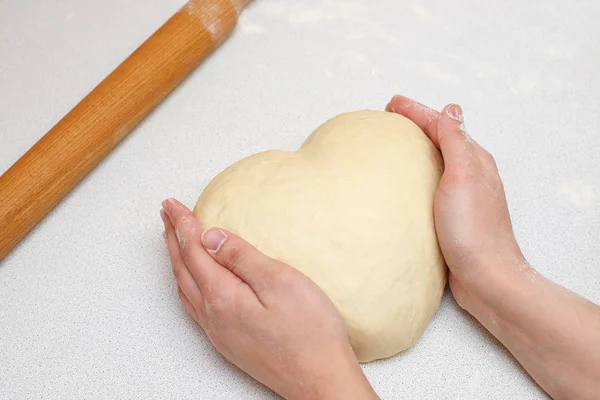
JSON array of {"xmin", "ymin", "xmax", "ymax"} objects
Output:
[
  {"xmin": 386, "ymin": 95, "xmax": 528, "ymax": 307},
  {"xmin": 160, "ymin": 199, "xmax": 378, "ymax": 400},
  {"xmin": 387, "ymin": 95, "xmax": 600, "ymax": 400}
]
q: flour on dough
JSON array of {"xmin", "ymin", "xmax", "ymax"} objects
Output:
[{"xmin": 194, "ymin": 110, "xmax": 447, "ymax": 362}]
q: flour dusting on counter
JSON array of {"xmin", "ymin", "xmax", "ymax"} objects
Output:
[{"xmin": 558, "ymin": 182, "xmax": 595, "ymax": 209}]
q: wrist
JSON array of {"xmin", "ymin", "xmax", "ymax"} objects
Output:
[
  {"xmin": 313, "ymin": 368, "xmax": 377, "ymax": 400},
  {"xmin": 288, "ymin": 346, "xmax": 378, "ymax": 400},
  {"xmin": 452, "ymin": 252, "xmax": 537, "ymax": 329}
]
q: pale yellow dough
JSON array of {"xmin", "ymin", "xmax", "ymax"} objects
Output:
[{"xmin": 194, "ymin": 110, "xmax": 447, "ymax": 362}]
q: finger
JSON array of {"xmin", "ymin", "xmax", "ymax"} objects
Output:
[
  {"xmin": 436, "ymin": 106, "xmax": 498, "ymax": 172},
  {"xmin": 201, "ymin": 228, "xmax": 282, "ymax": 296},
  {"xmin": 161, "ymin": 209, "xmax": 207, "ymax": 324},
  {"xmin": 436, "ymin": 104, "xmax": 480, "ymax": 170},
  {"xmin": 178, "ymin": 286, "xmax": 200, "ymax": 323},
  {"xmin": 472, "ymin": 141, "xmax": 499, "ymax": 173},
  {"xmin": 386, "ymin": 95, "xmax": 441, "ymax": 147},
  {"xmin": 162, "ymin": 199, "xmax": 240, "ymax": 293}
]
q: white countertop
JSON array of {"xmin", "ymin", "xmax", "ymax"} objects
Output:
[{"xmin": 1, "ymin": 0, "xmax": 599, "ymax": 398}]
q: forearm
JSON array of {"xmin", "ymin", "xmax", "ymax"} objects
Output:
[{"xmin": 465, "ymin": 262, "xmax": 600, "ymax": 400}]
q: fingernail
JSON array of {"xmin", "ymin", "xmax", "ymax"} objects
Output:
[
  {"xmin": 445, "ymin": 104, "xmax": 464, "ymax": 123},
  {"xmin": 201, "ymin": 228, "xmax": 228, "ymax": 253},
  {"xmin": 160, "ymin": 208, "xmax": 168, "ymax": 223},
  {"xmin": 162, "ymin": 199, "xmax": 172, "ymax": 216},
  {"xmin": 445, "ymin": 104, "xmax": 467, "ymax": 133},
  {"xmin": 162, "ymin": 230, "xmax": 167, "ymax": 241}
]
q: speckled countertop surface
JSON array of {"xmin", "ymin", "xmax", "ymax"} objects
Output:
[{"xmin": 1, "ymin": 0, "xmax": 599, "ymax": 398}]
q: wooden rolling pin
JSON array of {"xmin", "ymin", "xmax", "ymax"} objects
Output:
[{"xmin": 0, "ymin": 0, "xmax": 251, "ymax": 260}]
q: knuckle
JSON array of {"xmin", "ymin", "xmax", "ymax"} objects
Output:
[
  {"xmin": 445, "ymin": 119, "xmax": 465, "ymax": 136},
  {"xmin": 223, "ymin": 242, "xmax": 247, "ymax": 272},
  {"xmin": 178, "ymin": 293, "xmax": 199, "ymax": 321},
  {"xmin": 175, "ymin": 216, "xmax": 200, "ymax": 252},
  {"xmin": 172, "ymin": 259, "xmax": 186, "ymax": 280},
  {"xmin": 473, "ymin": 143, "xmax": 498, "ymax": 171},
  {"xmin": 207, "ymin": 297, "xmax": 227, "ymax": 315},
  {"xmin": 180, "ymin": 245, "xmax": 193, "ymax": 263},
  {"xmin": 204, "ymin": 286, "xmax": 232, "ymax": 319},
  {"xmin": 484, "ymin": 173, "xmax": 504, "ymax": 194},
  {"xmin": 483, "ymin": 150, "xmax": 498, "ymax": 168},
  {"xmin": 444, "ymin": 164, "xmax": 477, "ymax": 185}
]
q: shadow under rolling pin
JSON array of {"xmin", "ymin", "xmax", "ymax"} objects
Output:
[{"xmin": 0, "ymin": 0, "xmax": 252, "ymax": 260}]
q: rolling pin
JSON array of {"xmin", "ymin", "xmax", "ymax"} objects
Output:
[{"xmin": 0, "ymin": 0, "xmax": 251, "ymax": 260}]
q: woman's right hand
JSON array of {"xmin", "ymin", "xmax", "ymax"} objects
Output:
[
  {"xmin": 387, "ymin": 96, "xmax": 600, "ymax": 400},
  {"xmin": 385, "ymin": 95, "xmax": 529, "ymax": 308}
]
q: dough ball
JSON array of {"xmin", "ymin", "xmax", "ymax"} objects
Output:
[{"xmin": 194, "ymin": 110, "xmax": 447, "ymax": 362}]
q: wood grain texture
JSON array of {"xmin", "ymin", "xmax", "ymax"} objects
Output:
[{"xmin": 0, "ymin": 0, "xmax": 244, "ymax": 259}]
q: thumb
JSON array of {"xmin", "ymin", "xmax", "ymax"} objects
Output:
[
  {"xmin": 201, "ymin": 228, "xmax": 281, "ymax": 294},
  {"xmin": 437, "ymin": 104, "xmax": 479, "ymax": 170}
]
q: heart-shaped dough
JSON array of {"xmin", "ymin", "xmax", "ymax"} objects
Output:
[{"xmin": 194, "ymin": 110, "xmax": 446, "ymax": 362}]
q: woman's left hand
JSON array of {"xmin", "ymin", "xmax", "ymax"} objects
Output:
[{"xmin": 161, "ymin": 199, "xmax": 378, "ymax": 400}]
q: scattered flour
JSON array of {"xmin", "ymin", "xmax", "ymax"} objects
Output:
[{"xmin": 558, "ymin": 181, "xmax": 595, "ymax": 209}]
